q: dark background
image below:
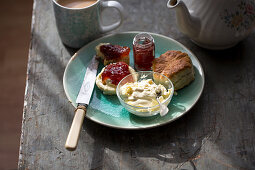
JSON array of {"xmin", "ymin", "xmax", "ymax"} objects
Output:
[{"xmin": 0, "ymin": 0, "xmax": 33, "ymax": 169}]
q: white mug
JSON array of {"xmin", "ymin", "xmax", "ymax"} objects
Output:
[{"xmin": 53, "ymin": 0, "xmax": 124, "ymax": 48}]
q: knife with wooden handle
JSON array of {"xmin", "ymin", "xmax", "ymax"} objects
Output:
[{"xmin": 65, "ymin": 55, "xmax": 99, "ymax": 151}]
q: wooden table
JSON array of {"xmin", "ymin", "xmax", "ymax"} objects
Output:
[{"xmin": 18, "ymin": 0, "xmax": 255, "ymax": 169}]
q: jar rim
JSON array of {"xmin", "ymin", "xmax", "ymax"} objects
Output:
[{"xmin": 133, "ymin": 33, "xmax": 154, "ymax": 48}]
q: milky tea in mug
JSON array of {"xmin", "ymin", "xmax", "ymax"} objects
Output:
[
  {"xmin": 57, "ymin": 0, "xmax": 97, "ymax": 8},
  {"xmin": 53, "ymin": 0, "xmax": 124, "ymax": 48}
]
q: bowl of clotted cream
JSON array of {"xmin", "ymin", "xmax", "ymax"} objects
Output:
[{"xmin": 116, "ymin": 71, "xmax": 174, "ymax": 117}]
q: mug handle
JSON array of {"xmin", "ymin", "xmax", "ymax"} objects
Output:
[{"xmin": 99, "ymin": 1, "xmax": 124, "ymax": 33}]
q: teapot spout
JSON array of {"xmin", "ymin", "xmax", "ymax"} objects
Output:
[{"xmin": 167, "ymin": 0, "xmax": 200, "ymax": 37}]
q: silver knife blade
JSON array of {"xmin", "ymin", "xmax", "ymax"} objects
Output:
[{"xmin": 76, "ymin": 55, "xmax": 99, "ymax": 105}]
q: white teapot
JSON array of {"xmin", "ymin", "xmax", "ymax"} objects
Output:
[{"xmin": 167, "ymin": 0, "xmax": 255, "ymax": 49}]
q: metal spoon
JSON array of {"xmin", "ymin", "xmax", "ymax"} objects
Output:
[{"xmin": 156, "ymin": 91, "xmax": 169, "ymax": 116}]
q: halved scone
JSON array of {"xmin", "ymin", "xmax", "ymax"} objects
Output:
[
  {"xmin": 96, "ymin": 62, "xmax": 136, "ymax": 95},
  {"xmin": 153, "ymin": 50, "xmax": 195, "ymax": 90},
  {"xmin": 95, "ymin": 43, "xmax": 130, "ymax": 66}
]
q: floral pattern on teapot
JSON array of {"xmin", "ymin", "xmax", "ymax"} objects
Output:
[
  {"xmin": 167, "ymin": 0, "xmax": 255, "ymax": 49},
  {"xmin": 220, "ymin": 0, "xmax": 255, "ymax": 33}
]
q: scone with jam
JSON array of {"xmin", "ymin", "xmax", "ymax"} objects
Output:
[
  {"xmin": 153, "ymin": 50, "xmax": 195, "ymax": 90},
  {"xmin": 96, "ymin": 62, "xmax": 136, "ymax": 95},
  {"xmin": 95, "ymin": 43, "xmax": 130, "ymax": 66}
]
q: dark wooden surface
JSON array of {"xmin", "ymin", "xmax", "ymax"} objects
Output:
[{"xmin": 18, "ymin": 0, "xmax": 255, "ymax": 169}]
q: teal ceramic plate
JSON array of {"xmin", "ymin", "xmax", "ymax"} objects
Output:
[{"xmin": 63, "ymin": 32, "xmax": 205, "ymax": 129}]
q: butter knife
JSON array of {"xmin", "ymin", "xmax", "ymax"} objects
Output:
[{"xmin": 65, "ymin": 55, "xmax": 99, "ymax": 151}]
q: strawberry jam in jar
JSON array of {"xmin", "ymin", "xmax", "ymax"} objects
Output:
[{"xmin": 133, "ymin": 33, "xmax": 155, "ymax": 71}]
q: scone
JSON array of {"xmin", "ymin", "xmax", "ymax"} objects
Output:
[
  {"xmin": 96, "ymin": 62, "xmax": 136, "ymax": 95},
  {"xmin": 95, "ymin": 43, "xmax": 130, "ymax": 66},
  {"xmin": 152, "ymin": 50, "xmax": 195, "ymax": 90}
]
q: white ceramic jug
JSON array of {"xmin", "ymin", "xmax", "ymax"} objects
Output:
[{"xmin": 167, "ymin": 0, "xmax": 255, "ymax": 49}]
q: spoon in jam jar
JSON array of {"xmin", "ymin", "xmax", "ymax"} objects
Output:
[{"xmin": 156, "ymin": 91, "xmax": 169, "ymax": 116}]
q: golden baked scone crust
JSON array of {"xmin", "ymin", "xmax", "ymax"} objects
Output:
[{"xmin": 153, "ymin": 50, "xmax": 195, "ymax": 90}]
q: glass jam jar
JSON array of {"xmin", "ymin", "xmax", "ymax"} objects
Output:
[{"xmin": 133, "ymin": 33, "xmax": 155, "ymax": 71}]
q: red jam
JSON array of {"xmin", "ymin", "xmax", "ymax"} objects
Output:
[
  {"xmin": 102, "ymin": 62, "xmax": 131, "ymax": 85},
  {"xmin": 100, "ymin": 44, "xmax": 130, "ymax": 60},
  {"xmin": 133, "ymin": 33, "xmax": 155, "ymax": 71}
]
